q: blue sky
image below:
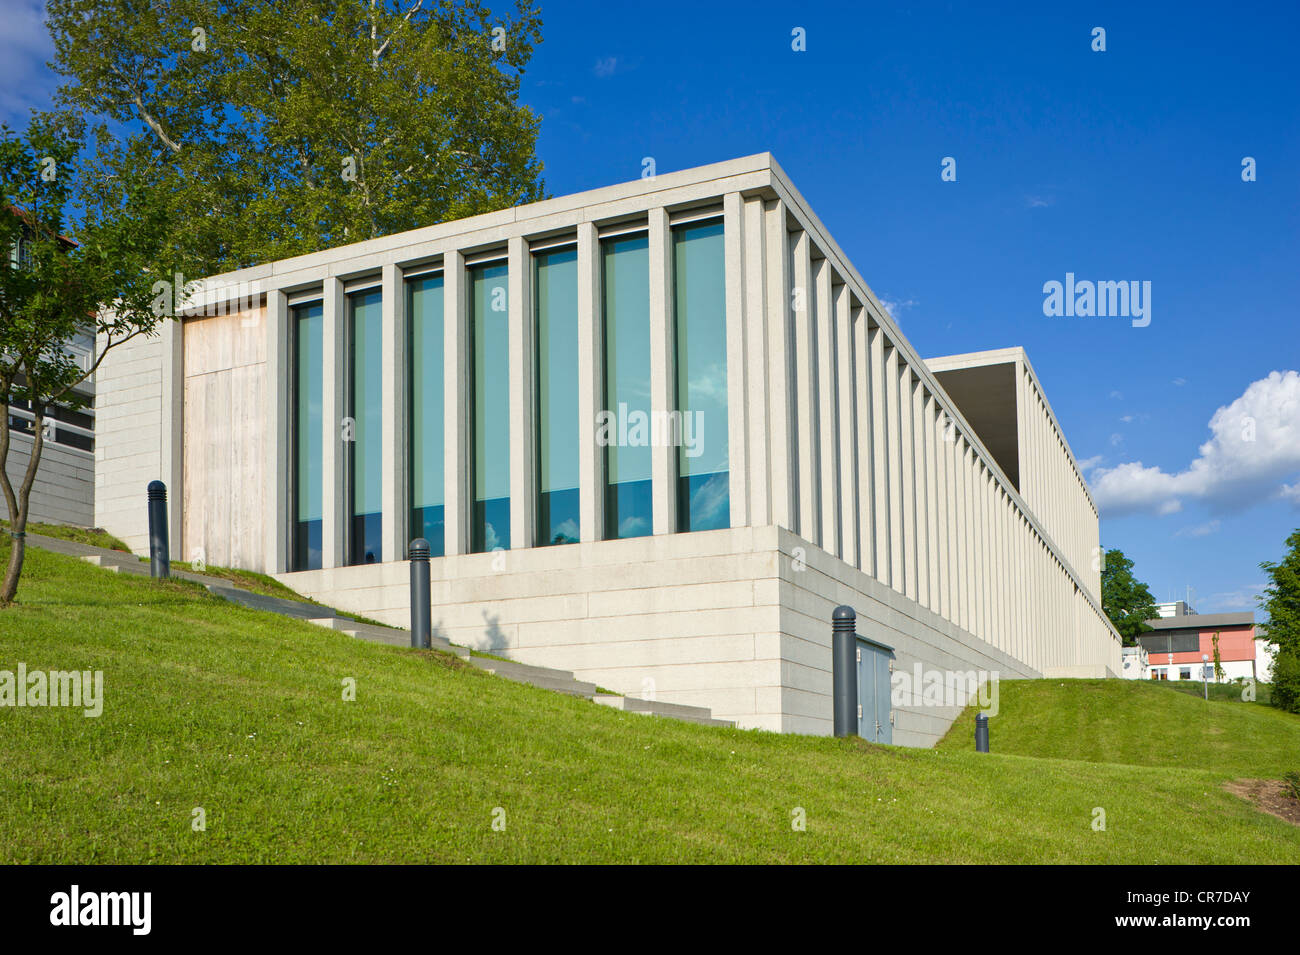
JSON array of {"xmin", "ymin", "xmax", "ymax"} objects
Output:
[{"xmin": 4, "ymin": 1, "xmax": 1297, "ymax": 611}]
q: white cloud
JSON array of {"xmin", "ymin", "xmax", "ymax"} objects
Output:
[
  {"xmin": 0, "ymin": 0, "xmax": 56, "ymax": 119},
  {"xmin": 1199, "ymin": 584, "xmax": 1265, "ymax": 613},
  {"xmin": 1109, "ymin": 390, "xmax": 1123, "ymax": 400},
  {"xmin": 1077, "ymin": 454, "xmax": 1104, "ymax": 472},
  {"xmin": 1174, "ymin": 519, "xmax": 1220, "ymax": 538},
  {"xmin": 1089, "ymin": 370, "xmax": 1300, "ymax": 517},
  {"xmin": 1172, "ymin": 377, "xmax": 1187, "ymax": 387},
  {"xmin": 593, "ymin": 56, "xmax": 618, "ymax": 77},
  {"xmin": 879, "ymin": 297, "xmax": 917, "ymax": 322},
  {"xmin": 1281, "ymin": 482, "xmax": 1300, "ymax": 508}
]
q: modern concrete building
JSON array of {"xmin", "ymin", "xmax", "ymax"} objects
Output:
[{"xmin": 94, "ymin": 154, "xmax": 1121, "ymax": 744}]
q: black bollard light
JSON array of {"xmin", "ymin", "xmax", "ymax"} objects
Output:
[
  {"xmin": 409, "ymin": 538, "xmax": 431, "ymax": 649},
  {"xmin": 832, "ymin": 605, "xmax": 858, "ymax": 738},
  {"xmin": 975, "ymin": 712, "xmax": 990, "ymax": 753},
  {"xmin": 146, "ymin": 480, "xmax": 170, "ymax": 579}
]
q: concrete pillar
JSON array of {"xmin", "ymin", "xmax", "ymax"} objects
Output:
[
  {"xmin": 835, "ymin": 286, "xmax": 857, "ymax": 568},
  {"xmin": 924, "ymin": 392, "xmax": 941, "ymax": 617},
  {"xmin": 380, "ymin": 262, "xmax": 406, "ymax": 563},
  {"xmin": 955, "ymin": 437, "xmax": 970, "ymax": 633},
  {"xmin": 791, "ymin": 231, "xmax": 817, "ymax": 543},
  {"xmin": 945, "ymin": 415, "xmax": 959, "ymax": 625},
  {"xmin": 815, "ymin": 261, "xmax": 839, "ymax": 556},
  {"xmin": 508, "ymin": 235, "xmax": 535, "ymax": 550},
  {"xmin": 160, "ymin": 315, "xmax": 184, "ymax": 564},
  {"xmin": 852, "ymin": 305, "xmax": 874, "ymax": 577},
  {"xmin": 321, "ymin": 276, "xmax": 345, "ymax": 569},
  {"xmin": 264, "ymin": 289, "xmax": 290, "ymax": 574},
  {"xmin": 764, "ymin": 199, "xmax": 794, "ymax": 532},
  {"xmin": 648, "ymin": 207, "xmax": 676, "ymax": 537},
  {"xmin": 872, "ymin": 327, "xmax": 894, "ymax": 588},
  {"xmin": 723, "ymin": 192, "xmax": 750, "ymax": 530},
  {"xmin": 577, "ymin": 223, "xmax": 604, "ymax": 543},
  {"xmin": 742, "ymin": 196, "xmax": 770, "ymax": 528},
  {"xmin": 897, "ymin": 363, "xmax": 916, "ymax": 601},
  {"xmin": 911, "ymin": 377, "xmax": 928, "ymax": 608},
  {"xmin": 443, "ymin": 250, "xmax": 469, "ymax": 556}
]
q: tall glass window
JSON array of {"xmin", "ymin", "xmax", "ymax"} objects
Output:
[
  {"xmin": 601, "ymin": 233, "xmax": 652, "ymax": 539},
  {"xmin": 534, "ymin": 246, "xmax": 580, "ymax": 545},
  {"xmin": 291, "ymin": 301, "xmax": 324, "ymax": 571},
  {"xmin": 408, "ymin": 274, "xmax": 445, "ymax": 556},
  {"xmin": 674, "ymin": 220, "xmax": 729, "ymax": 531},
  {"xmin": 347, "ymin": 289, "xmax": 383, "ymax": 564},
  {"xmin": 470, "ymin": 261, "xmax": 510, "ymax": 552}
]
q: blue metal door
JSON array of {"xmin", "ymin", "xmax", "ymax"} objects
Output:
[{"xmin": 856, "ymin": 637, "xmax": 894, "ymax": 743}]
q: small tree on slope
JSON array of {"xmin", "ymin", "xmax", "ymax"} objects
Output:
[{"xmin": 1259, "ymin": 528, "xmax": 1300, "ymax": 714}]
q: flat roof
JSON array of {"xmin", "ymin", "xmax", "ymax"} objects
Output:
[{"xmin": 1144, "ymin": 612, "xmax": 1255, "ymax": 629}]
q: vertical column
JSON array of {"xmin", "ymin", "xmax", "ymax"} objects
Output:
[
  {"xmin": 743, "ymin": 197, "xmax": 770, "ymax": 527},
  {"xmin": 648, "ymin": 207, "xmax": 676, "ymax": 536},
  {"xmin": 443, "ymin": 250, "xmax": 469, "ymax": 556},
  {"xmin": 160, "ymin": 315, "xmax": 185, "ymax": 563},
  {"xmin": 924, "ymin": 393, "xmax": 942, "ymax": 618},
  {"xmin": 264, "ymin": 290, "xmax": 289, "ymax": 574},
  {"xmin": 967, "ymin": 447, "xmax": 981, "ymax": 637},
  {"xmin": 321, "ymin": 277, "xmax": 345, "ymax": 569},
  {"xmin": 791, "ymin": 231, "xmax": 818, "ymax": 542},
  {"xmin": 381, "ymin": 263, "xmax": 406, "ymax": 563},
  {"xmin": 995, "ymin": 489, "xmax": 1007, "ymax": 650},
  {"xmin": 956, "ymin": 438, "xmax": 970, "ymax": 633},
  {"xmin": 764, "ymin": 199, "xmax": 795, "ymax": 532},
  {"xmin": 873, "ymin": 329, "xmax": 894, "ymax": 588},
  {"xmin": 508, "ymin": 235, "xmax": 535, "ymax": 550},
  {"xmin": 815, "ymin": 262, "xmax": 839, "ymax": 555},
  {"xmin": 852, "ymin": 306, "xmax": 874, "ymax": 576},
  {"xmin": 911, "ymin": 378, "xmax": 929, "ymax": 607},
  {"xmin": 723, "ymin": 193, "xmax": 750, "ymax": 530},
  {"xmin": 835, "ymin": 287, "xmax": 857, "ymax": 568},
  {"xmin": 897, "ymin": 362, "xmax": 916, "ymax": 601},
  {"xmin": 951, "ymin": 415, "xmax": 961, "ymax": 623},
  {"xmin": 577, "ymin": 223, "xmax": 604, "ymax": 543}
]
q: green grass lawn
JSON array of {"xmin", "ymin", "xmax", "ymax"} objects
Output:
[
  {"xmin": 1155, "ymin": 677, "xmax": 1273, "ymax": 706},
  {"xmin": 4, "ymin": 520, "xmax": 130, "ymax": 553},
  {"xmin": 2, "ymin": 544, "xmax": 1298, "ymax": 863},
  {"xmin": 938, "ymin": 678, "xmax": 1300, "ymax": 778}
]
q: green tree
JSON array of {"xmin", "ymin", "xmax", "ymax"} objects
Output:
[
  {"xmin": 1100, "ymin": 548, "xmax": 1161, "ymax": 646},
  {"xmin": 46, "ymin": 0, "xmax": 546, "ymax": 275},
  {"xmin": 1, "ymin": 112, "xmax": 181, "ymax": 604},
  {"xmin": 1258, "ymin": 528, "xmax": 1300, "ymax": 714}
]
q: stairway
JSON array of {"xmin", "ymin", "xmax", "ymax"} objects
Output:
[{"xmin": 27, "ymin": 531, "xmax": 733, "ymax": 728}]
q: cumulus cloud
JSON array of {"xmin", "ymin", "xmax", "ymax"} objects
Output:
[
  {"xmin": 0, "ymin": 0, "xmax": 56, "ymax": 118},
  {"xmin": 1089, "ymin": 370, "xmax": 1300, "ymax": 517}
]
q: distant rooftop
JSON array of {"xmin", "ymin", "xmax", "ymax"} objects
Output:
[{"xmin": 1145, "ymin": 612, "xmax": 1254, "ymax": 630}]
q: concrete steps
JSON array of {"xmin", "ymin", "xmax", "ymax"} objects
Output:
[
  {"xmin": 40, "ymin": 531, "xmax": 732, "ymax": 728},
  {"xmin": 594, "ymin": 694, "xmax": 734, "ymax": 727}
]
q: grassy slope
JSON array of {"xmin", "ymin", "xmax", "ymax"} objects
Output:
[
  {"xmin": 937, "ymin": 678, "xmax": 1300, "ymax": 778},
  {"xmin": 3, "ymin": 521, "xmax": 130, "ymax": 553},
  {"xmin": 2, "ymin": 546, "xmax": 1298, "ymax": 863}
]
